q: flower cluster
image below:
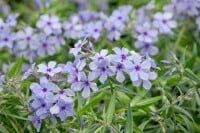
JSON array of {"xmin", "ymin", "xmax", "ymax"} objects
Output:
[
  {"xmin": 28, "ymin": 74, "xmax": 74, "ymax": 131},
  {"xmin": 133, "ymin": 1, "xmax": 177, "ymax": 56},
  {"xmin": 0, "ymin": 5, "xmax": 132, "ymax": 63},
  {"xmin": 63, "ymin": 5, "xmax": 132, "ymax": 40},
  {"xmin": 26, "ymin": 39, "xmax": 157, "ymax": 131},
  {"xmin": 0, "ymin": 13, "xmax": 18, "ymax": 49}
]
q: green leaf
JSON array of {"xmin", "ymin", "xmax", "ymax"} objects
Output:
[
  {"xmin": 0, "ymin": 124, "xmax": 9, "ymax": 133},
  {"xmin": 116, "ymin": 91, "xmax": 130, "ymax": 104},
  {"xmin": 106, "ymin": 91, "xmax": 116, "ymax": 124},
  {"xmin": 138, "ymin": 120, "xmax": 151, "ymax": 131},
  {"xmin": 130, "ymin": 89, "xmax": 148, "ymax": 107},
  {"xmin": 178, "ymin": 114, "xmax": 193, "ymax": 133},
  {"xmin": 7, "ymin": 58, "xmax": 23, "ymax": 78},
  {"xmin": 115, "ymin": 84, "xmax": 136, "ymax": 95},
  {"xmin": 78, "ymin": 92, "xmax": 106, "ymax": 115},
  {"xmin": 184, "ymin": 68, "xmax": 200, "ymax": 84},
  {"xmin": 193, "ymin": 123, "xmax": 200, "ymax": 132},
  {"xmin": 125, "ymin": 104, "xmax": 133, "ymax": 133},
  {"xmin": 174, "ymin": 105, "xmax": 194, "ymax": 121},
  {"xmin": 166, "ymin": 74, "xmax": 181, "ymax": 86},
  {"xmin": 132, "ymin": 96, "xmax": 162, "ymax": 108}
]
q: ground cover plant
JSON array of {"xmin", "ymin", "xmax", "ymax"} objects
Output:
[{"xmin": 0, "ymin": 0, "xmax": 200, "ymax": 132}]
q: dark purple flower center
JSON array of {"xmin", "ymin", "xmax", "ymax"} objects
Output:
[
  {"xmin": 134, "ymin": 65, "xmax": 141, "ymax": 71},
  {"xmin": 144, "ymin": 43, "xmax": 150, "ymax": 49},
  {"xmin": 26, "ymin": 36, "xmax": 31, "ymax": 41},
  {"xmin": 143, "ymin": 32, "xmax": 148, "ymax": 36},
  {"xmin": 3, "ymin": 37, "xmax": 8, "ymax": 42},
  {"xmin": 98, "ymin": 56, "xmax": 104, "ymax": 61},
  {"xmin": 37, "ymin": 120, "xmax": 41, "ymax": 124},
  {"xmin": 42, "ymin": 43, "xmax": 48, "ymax": 48},
  {"xmin": 101, "ymin": 66, "xmax": 107, "ymax": 72},
  {"xmin": 121, "ymin": 54, "xmax": 126, "ymax": 60},
  {"xmin": 187, "ymin": 6, "xmax": 191, "ymax": 11},
  {"xmin": 0, "ymin": 26, "xmax": 4, "ymax": 30},
  {"xmin": 42, "ymin": 88, "xmax": 47, "ymax": 92},
  {"xmin": 46, "ymin": 68, "xmax": 52, "ymax": 72},
  {"xmin": 118, "ymin": 16, "xmax": 122, "ymax": 20},
  {"xmin": 41, "ymin": 104, "xmax": 46, "ymax": 107},
  {"xmin": 75, "ymin": 67, "xmax": 79, "ymax": 73},
  {"xmin": 111, "ymin": 26, "xmax": 116, "ymax": 31},
  {"xmin": 162, "ymin": 19, "xmax": 167, "ymax": 24},
  {"xmin": 56, "ymin": 34, "xmax": 61, "ymax": 39},
  {"xmin": 116, "ymin": 63, "xmax": 123, "ymax": 70},
  {"xmin": 74, "ymin": 76, "xmax": 78, "ymax": 82},
  {"xmin": 47, "ymin": 21, "xmax": 52, "ymax": 26},
  {"xmin": 61, "ymin": 106, "xmax": 66, "ymax": 110},
  {"xmin": 94, "ymin": 28, "xmax": 98, "ymax": 32},
  {"xmin": 84, "ymin": 80, "xmax": 90, "ymax": 86},
  {"xmin": 59, "ymin": 90, "xmax": 65, "ymax": 94}
]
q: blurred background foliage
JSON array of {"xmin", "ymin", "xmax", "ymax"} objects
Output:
[{"xmin": 0, "ymin": 0, "xmax": 200, "ymax": 133}]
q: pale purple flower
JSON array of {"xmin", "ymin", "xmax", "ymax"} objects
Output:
[
  {"xmin": 136, "ymin": 2, "xmax": 155, "ymax": 24},
  {"xmin": 54, "ymin": 89, "xmax": 74, "ymax": 102},
  {"xmin": 183, "ymin": 0, "xmax": 199, "ymax": 16},
  {"xmin": 110, "ymin": 47, "xmax": 132, "ymax": 64},
  {"xmin": 126, "ymin": 51, "xmax": 157, "ymax": 89},
  {"xmin": 0, "ymin": 31, "xmax": 15, "ymax": 48},
  {"xmin": 69, "ymin": 39, "xmax": 87, "ymax": 56},
  {"xmin": 64, "ymin": 57, "xmax": 86, "ymax": 75},
  {"xmin": 38, "ymin": 61, "xmax": 62, "ymax": 77},
  {"xmin": 196, "ymin": 17, "xmax": 200, "ymax": 31},
  {"xmin": 153, "ymin": 12, "xmax": 177, "ymax": 34},
  {"xmin": 6, "ymin": 13, "xmax": 19, "ymax": 27},
  {"xmin": 163, "ymin": 0, "xmax": 185, "ymax": 15},
  {"xmin": 89, "ymin": 49, "xmax": 109, "ymax": 70},
  {"xmin": 16, "ymin": 27, "xmax": 35, "ymax": 50},
  {"xmin": 134, "ymin": 41, "xmax": 158, "ymax": 56},
  {"xmin": 90, "ymin": 60, "xmax": 114, "ymax": 83},
  {"xmin": 30, "ymin": 77, "xmax": 57, "ymax": 99},
  {"xmin": 110, "ymin": 62, "xmax": 126, "ymax": 83},
  {"xmin": 108, "ymin": 5, "xmax": 132, "ymax": 27},
  {"xmin": 36, "ymin": 14, "xmax": 61, "ymax": 35},
  {"xmin": 127, "ymin": 52, "xmax": 151, "ymax": 81},
  {"xmin": 53, "ymin": 100, "xmax": 74, "ymax": 121},
  {"xmin": 78, "ymin": 10, "xmax": 99, "ymax": 23},
  {"xmin": 83, "ymin": 21, "xmax": 103, "ymax": 40},
  {"xmin": 132, "ymin": 71, "xmax": 157, "ymax": 89},
  {"xmin": 0, "ymin": 75, "xmax": 5, "ymax": 92},
  {"xmin": 76, "ymin": 72, "xmax": 98, "ymax": 98},
  {"xmin": 33, "ymin": 33, "xmax": 57, "ymax": 57},
  {"xmin": 136, "ymin": 22, "xmax": 158, "ymax": 43},
  {"xmin": 28, "ymin": 114, "xmax": 42, "ymax": 132},
  {"xmin": 53, "ymin": 30, "xmax": 65, "ymax": 49},
  {"xmin": 0, "ymin": 19, "xmax": 8, "ymax": 32},
  {"xmin": 34, "ymin": 0, "xmax": 52, "ymax": 9},
  {"xmin": 63, "ymin": 15, "xmax": 84, "ymax": 39},
  {"xmin": 22, "ymin": 63, "xmax": 36, "ymax": 80},
  {"xmin": 31, "ymin": 97, "xmax": 52, "ymax": 119},
  {"xmin": 104, "ymin": 19, "xmax": 125, "ymax": 40}
]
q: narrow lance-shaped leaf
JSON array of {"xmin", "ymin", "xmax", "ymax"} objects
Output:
[
  {"xmin": 184, "ymin": 68, "xmax": 200, "ymax": 84},
  {"xmin": 106, "ymin": 91, "xmax": 116, "ymax": 124},
  {"xmin": 125, "ymin": 104, "xmax": 133, "ymax": 133},
  {"xmin": 132, "ymin": 96, "xmax": 162, "ymax": 108},
  {"xmin": 78, "ymin": 92, "xmax": 106, "ymax": 115},
  {"xmin": 7, "ymin": 58, "xmax": 24, "ymax": 78}
]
